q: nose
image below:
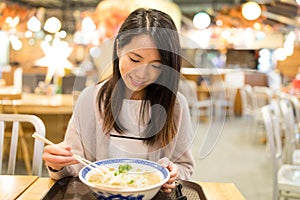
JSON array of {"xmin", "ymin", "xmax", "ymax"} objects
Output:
[{"xmin": 134, "ymin": 64, "xmax": 148, "ymax": 79}]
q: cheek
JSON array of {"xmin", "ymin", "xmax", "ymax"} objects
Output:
[
  {"xmin": 151, "ymin": 69, "xmax": 162, "ymax": 81},
  {"xmin": 119, "ymin": 57, "xmax": 131, "ymax": 77}
]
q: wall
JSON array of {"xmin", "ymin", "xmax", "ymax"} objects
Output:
[{"xmin": 277, "ymin": 46, "xmax": 300, "ymax": 81}]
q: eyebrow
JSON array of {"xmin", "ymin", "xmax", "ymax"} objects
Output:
[{"xmin": 129, "ymin": 52, "xmax": 161, "ymax": 63}]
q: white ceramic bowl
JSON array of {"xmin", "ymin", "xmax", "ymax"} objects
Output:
[{"xmin": 79, "ymin": 158, "xmax": 170, "ymax": 200}]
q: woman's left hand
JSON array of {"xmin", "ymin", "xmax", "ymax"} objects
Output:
[{"xmin": 157, "ymin": 157, "xmax": 178, "ymax": 193}]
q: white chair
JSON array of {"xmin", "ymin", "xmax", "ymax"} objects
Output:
[
  {"xmin": 210, "ymin": 82, "xmax": 237, "ymax": 119},
  {"xmin": 279, "ymin": 99, "xmax": 300, "ymax": 165},
  {"xmin": 262, "ymin": 105, "xmax": 300, "ymax": 200},
  {"xmin": 239, "ymin": 84, "xmax": 253, "ymax": 117},
  {"xmin": 252, "ymin": 86, "xmax": 273, "ymax": 117},
  {"xmin": 251, "ymin": 86, "xmax": 273, "ymax": 141},
  {"xmin": 179, "ymin": 79, "xmax": 213, "ymax": 124},
  {"xmin": 279, "ymin": 93, "xmax": 300, "ymax": 148},
  {"xmin": 0, "ymin": 114, "xmax": 45, "ymax": 176}
]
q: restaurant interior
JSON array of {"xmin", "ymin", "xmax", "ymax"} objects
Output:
[{"xmin": 1, "ymin": 0, "xmax": 300, "ymax": 199}]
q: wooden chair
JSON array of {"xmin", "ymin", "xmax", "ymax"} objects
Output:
[{"xmin": 0, "ymin": 114, "xmax": 45, "ymax": 176}]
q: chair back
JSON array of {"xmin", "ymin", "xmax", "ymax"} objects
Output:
[
  {"xmin": 279, "ymin": 99, "xmax": 298, "ymax": 164},
  {"xmin": 279, "ymin": 93, "xmax": 300, "ymax": 124},
  {"xmin": 252, "ymin": 86, "xmax": 273, "ymax": 110},
  {"xmin": 0, "ymin": 114, "xmax": 45, "ymax": 176},
  {"xmin": 239, "ymin": 84, "xmax": 253, "ymax": 116},
  {"xmin": 179, "ymin": 79, "xmax": 212, "ymax": 121},
  {"xmin": 210, "ymin": 81, "xmax": 237, "ymax": 118},
  {"xmin": 262, "ymin": 104, "xmax": 283, "ymax": 200},
  {"xmin": 178, "ymin": 79, "xmax": 198, "ymax": 107}
]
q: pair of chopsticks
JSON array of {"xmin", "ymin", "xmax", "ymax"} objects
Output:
[{"xmin": 32, "ymin": 132, "xmax": 108, "ymax": 176}]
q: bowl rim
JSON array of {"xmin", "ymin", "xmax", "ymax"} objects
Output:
[{"xmin": 79, "ymin": 158, "xmax": 170, "ymax": 192}]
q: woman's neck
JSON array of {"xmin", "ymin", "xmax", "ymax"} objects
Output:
[{"xmin": 125, "ymin": 89, "xmax": 144, "ymax": 100}]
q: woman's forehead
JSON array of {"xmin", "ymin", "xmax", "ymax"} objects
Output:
[{"xmin": 120, "ymin": 34, "xmax": 159, "ymax": 53}]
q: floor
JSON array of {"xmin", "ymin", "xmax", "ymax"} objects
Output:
[
  {"xmin": 190, "ymin": 116, "xmax": 273, "ymax": 200},
  {"xmin": 6, "ymin": 115, "xmax": 273, "ymax": 200}
]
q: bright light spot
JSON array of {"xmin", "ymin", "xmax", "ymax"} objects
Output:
[
  {"xmin": 34, "ymin": 38, "xmax": 73, "ymax": 84},
  {"xmin": 258, "ymin": 49, "xmax": 272, "ymax": 72},
  {"xmin": 5, "ymin": 16, "xmax": 20, "ymax": 27},
  {"xmin": 90, "ymin": 47, "xmax": 101, "ymax": 58},
  {"xmin": 242, "ymin": 2, "xmax": 261, "ymax": 20},
  {"xmin": 5, "ymin": 17, "xmax": 12, "ymax": 24},
  {"xmin": 284, "ymin": 32, "xmax": 295, "ymax": 56},
  {"xmin": 27, "ymin": 16, "xmax": 41, "ymax": 32},
  {"xmin": 82, "ymin": 17, "xmax": 96, "ymax": 32},
  {"xmin": 44, "ymin": 17, "xmax": 61, "ymax": 33},
  {"xmin": 11, "ymin": 39, "xmax": 23, "ymax": 51},
  {"xmin": 216, "ymin": 19, "xmax": 223, "ymax": 26},
  {"xmin": 259, "ymin": 49, "xmax": 271, "ymax": 57},
  {"xmin": 255, "ymin": 31, "xmax": 265, "ymax": 40},
  {"xmin": 283, "ymin": 42, "xmax": 294, "ymax": 56},
  {"xmin": 253, "ymin": 22, "xmax": 261, "ymax": 30},
  {"xmin": 44, "ymin": 34, "xmax": 53, "ymax": 42},
  {"xmin": 221, "ymin": 30, "xmax": 231, "ymax": 40},
  {"xmin": 56, "ymin": 30, "xmax": 67, "ymax": 39},
  {"xmin": 11, "ymin": 16, "xmax": 20, "ymax": 27},
  {"xmin": 25, "ymin": 31, "xmax": 33, "ymax": 38},
  {"xmin": 274, "ymin": 48, "xmax": 287, "ymax": 61},
  {"xmin": 193, "ymin": 12, "xmax": 211, "ymax": 30}
]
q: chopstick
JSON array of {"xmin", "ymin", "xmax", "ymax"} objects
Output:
[{"xmin": 32, "ymin": 132, "xmax": 107, "ymax": 176}]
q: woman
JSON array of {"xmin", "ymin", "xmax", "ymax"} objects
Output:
[{"xmin": 43, "ymin": 8, "xmax": 195, "ymax": 193}]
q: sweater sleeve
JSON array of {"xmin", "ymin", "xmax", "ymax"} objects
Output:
[
  {"xmin": 47, "ymin": 85, "xmax": 96, "ymax": 180},
  {"xmin": 171, "ymin": 92, "xmax": 195, "ymax": 180}
]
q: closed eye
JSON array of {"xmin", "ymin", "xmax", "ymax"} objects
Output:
[
  {"xmin": 152, "ymin": 64, "xmax": 161, "ymax": 69},
  {"xmin": 129, "ymin": 57, "xmax": 139, "ymax": 63}
]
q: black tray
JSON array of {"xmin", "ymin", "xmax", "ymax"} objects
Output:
[{"xmin": 42, "ymin": 176, "xmax": 206, "ymax": 200}]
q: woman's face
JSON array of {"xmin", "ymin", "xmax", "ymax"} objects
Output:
[{"xmin": 118, "ymin": 34, "xmax": 162, "ymax": 99}]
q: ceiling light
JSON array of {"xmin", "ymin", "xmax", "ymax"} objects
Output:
[
  {"xmin": 242, "ymin": 2, "xmax": 261, "ymax": 21},
  {"xmin": 27, "ymin": 16, "xmax": 41, "ymax": 32},
  {"xmin": 193, "ymin": 12, "xmax": 211, "ymax": 30},
  {"xmin": 44, "ymin": 17, "xmax": 61, "ymax": 33}
]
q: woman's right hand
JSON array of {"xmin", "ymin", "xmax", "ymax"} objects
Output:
[{"xmin": 42, "ymin": 142, "xmax": 79, "ymax": 171}]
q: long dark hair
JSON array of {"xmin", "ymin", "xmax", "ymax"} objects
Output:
[{"xmin": 97, "ymin": 8, "xmax": 181, "ymax": 147}]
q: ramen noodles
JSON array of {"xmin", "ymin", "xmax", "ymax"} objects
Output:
[{"xmin": 88, "ymin": 164, "xmax": 162, "ymax": 188}]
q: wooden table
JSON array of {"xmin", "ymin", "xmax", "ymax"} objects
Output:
[
  {"xmin": 0, "ymin": 92, "xmax": 74, "ymax": 167},
  {"xmin": 13, "ymin": 176, "xmax": 246, "ymax": 200},
  {"xmin": 199, "ymin": 182, "xmax": 246, "ymax": 200},
  {"xmin": 0, "ymin": 175, "xmax": 38, "ymax": 200},
  {"xmin": 18, "ymin": 177, "xmax": 55, "ymax": 200},
  {"xmin": 0, "ymin": 92, "xmax": 74, "ymax": 143},
  {"xmin": 0, "ymin": 93, "xmax": 74, "ymax": 114}
]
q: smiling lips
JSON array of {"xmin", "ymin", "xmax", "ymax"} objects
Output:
[{"xmin": 130, "ymin": 76, "xmax": 146, "ymax": 87}]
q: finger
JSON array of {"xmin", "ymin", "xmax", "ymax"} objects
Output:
[
  {"xmin": 162, "ymin": 181, "xmax": 176, "ymax": 191},
  {"xmin": 57, "ymin": 142, "xmax": 72, "ymax": 151},
  {"xmin": 42, "ymin": 151, "xmax": 78, "ymax": 165},
  {"xmin": 157, "ymin": 157, "xmax": 171, "ymax": 168},
  {"xmin": 168, "ymin": 163, "xmax": 178, "ymax": 178},
  {"xmin": 44, "ymin": 145, "xmax": 73, "ymax": 156},
  {"xmin": 44, "ymin": 156, "xmax": 78, "ymax": 169},
  {"xmin": 168, "ymin": 176, "xmax": 177, "ymax": 183},
  {"xmin": 46, "ymin": 159, "xmax": 78, "ymax": 168},
  {"xmin": 161, "ymin": 188, "xmax": 172, "ymax": 193}
]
